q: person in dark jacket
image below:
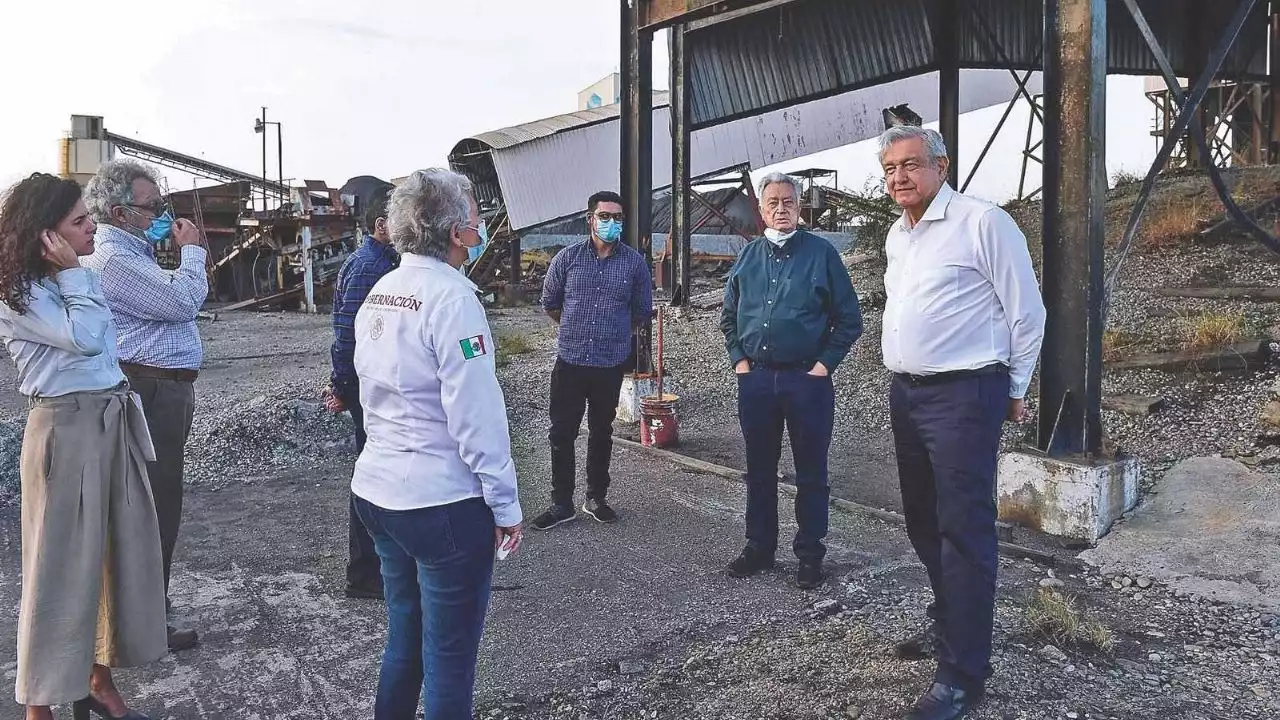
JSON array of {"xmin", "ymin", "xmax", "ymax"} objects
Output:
[
  {"xmin": 324, "ymin": 185, "xmax": 398, "ymax": 599},
  {"xmin": 720, "ymin": 172, "xmax": 863, "ymax": 590}
]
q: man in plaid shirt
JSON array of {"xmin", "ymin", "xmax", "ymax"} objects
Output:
[
  {"xmin": 81, "ymin": 159, "xmax": 207, "ymax": 652},
  {"xmin": 324, "ymin": 185, "xmax": 398, "ymax": 599},
  {"xmin": 533, "ymin": 191, "xmax": 653, "ymax": 531}
]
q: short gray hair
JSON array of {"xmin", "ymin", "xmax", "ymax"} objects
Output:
[
  {"xmin": 757, "ymin": 172, "xmax": 800, "ymax": 201},
  {"xmin": 84, "ymin": 159, "xmax": 163, "ymax": 223},
  {"xmin": 386, "ymin": 168, "xmax": 474, "ymax": 260},
  {"xmin": 877, "ymin": 125, "xmax": 949, "ymax": 164}
]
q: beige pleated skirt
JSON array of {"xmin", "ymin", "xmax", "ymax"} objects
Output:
[{"xmin": 15, "ymin": 384, "xmax": 168, "ymax": 706}]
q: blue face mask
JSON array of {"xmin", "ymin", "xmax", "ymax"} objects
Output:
[
  {"xmin": 465, "ymin": 221, "xmax": 489, "ymax": 266},
  {"xmin": 597, "ymin": 219, "xmax": 623, "ymax": 244},
  {"xmin": 143, "ymin": 210, "xmax": 174, "ymax": 245}
]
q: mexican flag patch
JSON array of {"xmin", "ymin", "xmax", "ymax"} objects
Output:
[{"xmin": 460, "ymin": 335, "xmax": 487, "ymax": 360}]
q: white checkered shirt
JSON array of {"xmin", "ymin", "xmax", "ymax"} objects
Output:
[{"xmin": 80, "ymin": 224, "xmax": 208, "ymax": 370}]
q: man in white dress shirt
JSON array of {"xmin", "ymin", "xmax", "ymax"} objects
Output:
[{"xmin": 878, "ymin": 125, "xmax": 1046, "ymax": 720}]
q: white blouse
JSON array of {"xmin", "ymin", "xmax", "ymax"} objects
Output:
[{"xmin": 0, "ymin": 267, "xmax": 126, "ymax": 397}]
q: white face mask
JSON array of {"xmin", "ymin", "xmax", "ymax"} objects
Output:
[{"xmin": 764, "ymin": 228, "xmax": 797, "ymax": 246}]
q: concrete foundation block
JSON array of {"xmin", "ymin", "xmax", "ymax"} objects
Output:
[
  {"xmin": 996, "ymin": 451, "xmax": 1141, "ymax": 544},
  {"xmin": 616, "ymin": 374, "xmax": 656, "ymax": 424}
]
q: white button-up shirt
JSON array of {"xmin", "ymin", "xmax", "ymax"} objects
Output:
[
  {"xmin": 881, "ymin": 184, "xmax": 1046, "ymax": 399},
  {"xmin": 0, "ymin": 268, "xmax": 126, "ymax": 397},
  {"xmin": 351, "ymin": 253, "xmax": 522, "ymax": 527}
]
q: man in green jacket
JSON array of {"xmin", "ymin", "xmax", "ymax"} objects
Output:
[{"xmin": 720, "ymin": 172, "xmax": 863, "ymax": 590}]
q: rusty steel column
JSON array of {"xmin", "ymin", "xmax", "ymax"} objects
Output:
[
  {"xmin": 1039, "ymin": 0, "xmax": 1107, "ymax": 457},
  {"xmin": 936, "ymin": 0, "xmax": 960, "ymax": 186},
  {"xmin": 1184, "ymin": 3, "xmax": 1212, "ymax": 169},
  {"xmin": 622, "ymin": 0, "xmax": 654, "ymax": 372},
  {"xmin": 670, "ymin": 23, "xmax": 692, "ymax": 306},
  {"xmin": 1271, "ymin": 8, "xmax": 1280, "ymax": 162}
]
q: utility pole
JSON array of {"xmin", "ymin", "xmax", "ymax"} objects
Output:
[{"xmin": 254, "ymin": 108, "xmax": 284, "ymax": 207}]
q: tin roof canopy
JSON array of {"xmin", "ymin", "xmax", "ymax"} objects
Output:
[{"xmin": 650, "ymin": 0, "xmax": 1269, "ymax": 129}]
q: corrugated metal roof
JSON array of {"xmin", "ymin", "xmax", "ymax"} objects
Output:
[
  {"xmin": 688, "ymin": 0, "xmax": 1270, "ymax": 129},
  {"xmin": 470, "ymin": 93, "xmax": 671, "ymax": 151}
]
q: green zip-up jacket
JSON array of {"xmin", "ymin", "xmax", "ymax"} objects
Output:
[{"xmin": 720, "ymin": 231, "xmax": 863, "ymax": 372}]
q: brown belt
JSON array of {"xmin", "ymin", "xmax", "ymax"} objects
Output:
[{"xmin": 120, "ymin": 362, "xmax": 199, "ymax": 383}]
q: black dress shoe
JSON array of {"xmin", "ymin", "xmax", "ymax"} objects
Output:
[
  {"xmin": 905, "ymin": 682, "xmax": 982, "ymax": 720},
  {"xmin": 344, "ymin": 583, "xmax": 384, "ymax": 600},
  {"xmin": 796, "ymin": 561, "xmax": 824, "ymax": 590},
  {"xmin": 727, "ymin": 546, "xmax": 775, "ymax": 578},
  {"xmin": 167, "ymin": 626, "xmax": 199, "ymax": 652}
]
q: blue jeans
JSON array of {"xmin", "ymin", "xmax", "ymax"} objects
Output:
[
  {"xmin": 354, "ymin": 496, "xmax": 496, "ymax": 720},
  {"xmin": 890, "ymin": 368, "xmax": 1008, "ymax": 692},
  {"xmin": 736, "ymin": 366, "xmax": 835, "ymax": 562}
]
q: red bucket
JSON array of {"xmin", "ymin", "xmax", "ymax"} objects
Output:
[{"xmin": 639, "ymin": 393, "xmax": 680, "ymax": 448}]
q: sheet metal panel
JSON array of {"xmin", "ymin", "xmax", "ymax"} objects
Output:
[
  {"xmin": 495, "ymin": 69, "xmax": 1039, "ymax": 230},
  {"xmin": 687, "ymin": 0, "xmax": 1270, "ymax": 128}
]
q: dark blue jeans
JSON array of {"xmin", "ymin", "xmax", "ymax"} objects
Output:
[
  {"xmin": 889, "ymin": 368, "xmax": 1008, "ymax": 693},
  {"xmin": 736, "ymin": 366, "xmax": 835, "ymax": 563},
  {"xmin": 337, "ymin": 383, "xmax": 379, "ymax": 589},
  {"xmin": 354, "ymin": 496, "xmax": 496, "ymax": 720}
]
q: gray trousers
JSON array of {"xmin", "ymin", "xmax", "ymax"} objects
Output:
[
  {"xmin": 124, "ymin": 374, "xmax": 196, "ymax": 594},
  {"xmin": 16, "ymin": 387, "xmax": 168, "ymax": 705}
]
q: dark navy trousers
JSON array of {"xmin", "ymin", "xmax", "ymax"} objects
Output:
[
  {"xmin": 737, "ymin": 366, "xmax": 835, "ymax": 563},
  {"xmin": 337, "ymin": 382, "xmax": 380, "ymax": 590},
  {"xmin": 889, "ymin": 367, "xmax": 1008, "ymax": 693}
]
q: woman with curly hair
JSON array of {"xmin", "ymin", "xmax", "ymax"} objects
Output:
[{"xmin": 0, "ymin": 173, "xmax": 167, "ymax": 720}]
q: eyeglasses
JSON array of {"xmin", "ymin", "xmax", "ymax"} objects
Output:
[
  {"xmin": 593, "ymin": 212, "xmax": 625, "ymax": 222},
  {"xmin": 123, "ymin": 202, "xmax": 171, "ymax": 217}
]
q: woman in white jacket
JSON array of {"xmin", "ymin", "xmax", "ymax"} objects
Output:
[{"xmin": 0, "ymin": 173, "xmax": 167, "ymax": 720}]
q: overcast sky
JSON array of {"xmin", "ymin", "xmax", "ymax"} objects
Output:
[{"xmin": 1, "ymin": 0, "xmax": 1159, "ymax": 204}]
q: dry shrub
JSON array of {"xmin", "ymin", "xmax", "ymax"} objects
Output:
[
  {"xmin": 1102, "ymin": 330, "xmax": 1143, "ymax": 362},
  {"xmin": 1140, "ymin": 198, "xmax": 1204, "ymax": 247},
  {"xmin": 1111, "ymin": 169, "xmax": 1141, "ymax": 188},
  {"xmin": 1178, "ymin": 310, "xmax": 1245, "ymax": 350},
  {"xmin": 1027, "ymin": 587, "xmax": 1115, "ymax": 653},
  {"xmin": 495, "ymin": 332, "xmax": 534, "ymax": 367}
]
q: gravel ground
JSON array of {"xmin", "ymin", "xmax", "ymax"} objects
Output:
[
  {"xmin": 473, "ymin": 558, "xmax": 1280, "ymax": 720},
  {"xmin": 0, "ymin": 303, "xmax": 1275, "ymax": 718}
]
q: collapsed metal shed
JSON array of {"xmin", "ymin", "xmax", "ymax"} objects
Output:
[{"xmin": 450, "ymin": 70, "xmax": 1041, "ymax": 234}]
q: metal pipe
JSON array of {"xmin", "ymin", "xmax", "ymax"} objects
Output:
[
  {"xmin": 261, "ymin": 107, "xmax": 268, "ymax": 211},
  {"xmin": 1039, "ymin": 0, "xmax": 1107, "ymax": 458},
  {"xmin": 655, "ymin": 306, "xmax": 664, "ymax": 400},
  {"xmin": 276, "ymin": 122, "xmax": 284, "ymax": 203}
]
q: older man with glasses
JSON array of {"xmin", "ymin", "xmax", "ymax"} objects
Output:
[
  {"xmin": 721, "ymin": 172, "xmax": 863, "ymax": 590},
  {"xmin": 81, "ymin": 159, "xmax": 207, "ymax": 653}
]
